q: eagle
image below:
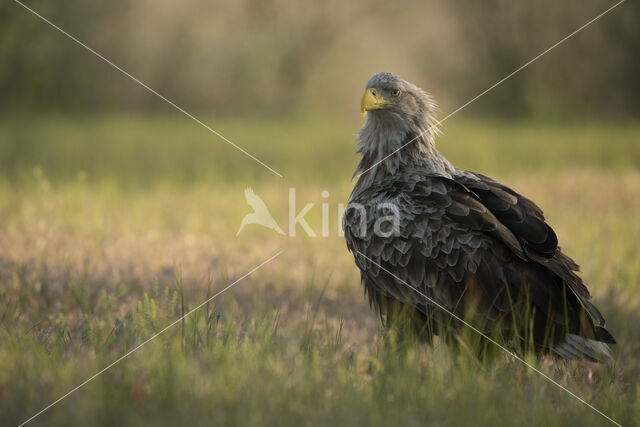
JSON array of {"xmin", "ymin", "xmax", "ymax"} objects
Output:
[{"xmin": 343, "ymin": 72, "xmax": 615, "ymax": 362}]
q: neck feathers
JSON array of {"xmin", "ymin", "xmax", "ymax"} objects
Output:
[{"xmin": 354, "ymin": 110, "xmax": 454, "ymax": 184}]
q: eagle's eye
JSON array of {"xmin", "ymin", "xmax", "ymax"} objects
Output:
[{"xmin": 391, "ymin": 89, "xmax": 401, "ymax": 97}]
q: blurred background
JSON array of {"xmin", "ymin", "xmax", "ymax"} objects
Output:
[
  {"xmin": 2, "ymin": 0, "xmax": 639, "ymax": 117},
  {"xmin": 0, "ymin": 0, "xmax": 638, "ymax": 186}
]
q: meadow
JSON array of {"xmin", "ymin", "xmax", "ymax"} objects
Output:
[{"xmin": 1, "ymin": 115, "xmax": 640, "ymax": 426}]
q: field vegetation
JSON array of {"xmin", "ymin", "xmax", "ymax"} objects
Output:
[{"xmin": 1, "ymin": 115, "xmax": 640, "ymax": 425}]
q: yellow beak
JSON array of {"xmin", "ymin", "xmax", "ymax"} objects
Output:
[{"xmin": 360, "ymin": 88, "xmax": 393, "ymax": 116}]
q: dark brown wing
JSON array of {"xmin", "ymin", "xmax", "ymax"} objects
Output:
[
  {"xmin": 455, "ymin": 173, "xmax": 558, "ymax": 258},
  {"xmin": 456, "ymin": 172, "xmax": 612, "ymax": 338}
]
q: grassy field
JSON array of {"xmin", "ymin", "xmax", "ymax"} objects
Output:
[{"xmin": 1, "ymin": 115, "xmax": 640, "ymax": 426}]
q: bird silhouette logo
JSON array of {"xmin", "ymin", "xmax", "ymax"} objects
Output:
[{"xmin": 236, "ymin": 187, "xmax": 285, "ymax": 236}]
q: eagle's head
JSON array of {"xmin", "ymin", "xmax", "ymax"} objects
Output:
[
  {"xmin": 356, "ymin": 72, "xmax": 443, "ymax": 177},
  {"xmin": 361, "ymin": 72, "xmax": 437, "ymax": 129}
]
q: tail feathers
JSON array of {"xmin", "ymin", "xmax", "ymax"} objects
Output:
[{"xmin": 553, "ymin": 334, "xmax": 613, "ymax": 363}]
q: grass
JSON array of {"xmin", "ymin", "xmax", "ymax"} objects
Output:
[{"xmin": 1, "ymin": 114, "xmax": 640, "ymax": 426}]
